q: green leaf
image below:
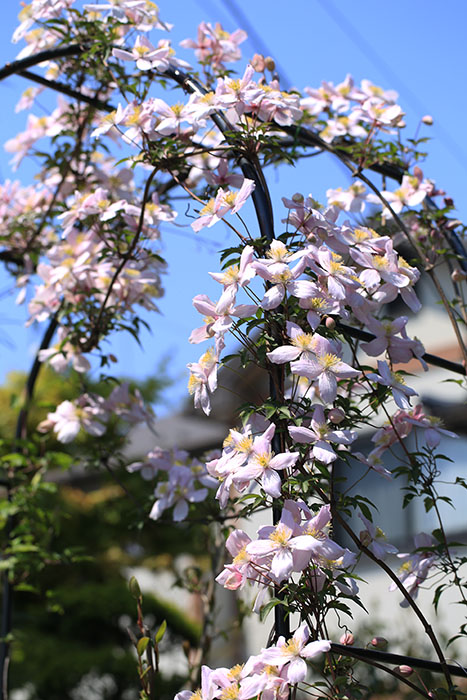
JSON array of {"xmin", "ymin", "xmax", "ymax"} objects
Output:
[
  {"xmin": 137, "ymin": 637, "xmax": 150, "ymax": 656},
  {"xmin": 259, "ymin": 597, "xmax": 281, "ymax": 622},
  {"xmin": 155, "ymin": 619, "xmax": 167, "ymax": 643}
]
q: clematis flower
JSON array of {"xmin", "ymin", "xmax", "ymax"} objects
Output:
[
  {"xmin": 291, "ymin": 335, "xmax": 359, "ymax": 404},
  {"xmin": 112, "ymin": 36, "xmax": 190, "ymax": 72},
  {"xmin": 189, "ymin": 293, "xmax": 257, "ymax": 343},
  {"xmin": 358, "ymin": 513, "xmax": 398, "ymax": 559},
  {"xmin": 208, "ymin": 244, "xmax": 256, "ymax": 293},
  {"xmin": 367, "ymin": 360, "xmax": 417, "ymax": 409},
  {"xmin": 327, "ymin": 181, "xmax": 368, "ymax": 213},
  {"xmin": 390, "ymin": 533, "xmax": 437, "ymax": 606},
  {"xmin": 266, "ymin": 321, "xmax": 318, "ymax": 364},
  {"xmin": 175, "ymin": 665, "xmax": 215, "ymax": 700},
  {"xmin": 233, "ymin": 424, "xmax": 298, "ymax": 498},
  {"xmin": 246, "ymin": 508, "xmax": 333, "ymax": 582},
  {"xmin": 180, "ymin": 22, "xmax": 247, "ymax": 70},
  {"xmin": 187, "ymin": 346, "xmax": 219, "ymax": 415},
  {"xmin": 252, "ymin": 257, "xmax": 308, "ymax": 310},
  {"xmin": 149, "ymin": 465, "xmax": 207, "ymax": 522},
  {"xmin": 260, "ymin": 623, "xmax": 330, "ymax": 683},
  {"xmin": 215, "ymin": 529, "xmax": 256, "ymax": 590},
  {"xmin": 191, "ymin": 179, "xmax": 255, "ymax": 232},
  {"xmin": 288, "ymin": 405, "xmax": 356, "ymax": 464},
  {"xmin": 37, "ymin": 395, "xmax": 107, "ymax": 443}
]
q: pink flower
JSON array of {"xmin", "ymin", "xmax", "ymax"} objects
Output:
[
  {"xmin": 260, "ymin": 623, "xmax": 330, "ymax": 684},
  {"xmin": 215, "ymin": 530, "xmax": 256, "ymax": 590},
  {"xmin": 112, "ymin": 36, "xmax": 190, "ymax": 72},
  {"xmin": 187, "ymin": 347, "xmax": 220, "ymax": 415},
  {"xmin": 327, "ymin": 181, "xmax": 368, "ymax": 213},
  {"xmin": 246, "ymin": 508, "xmax": 325, "ymax": 582},
  {"xmin": 191, "ymin": 179, "xmax": 255, "ymax": 232},
  {"xmin": 149, "ymin": 465, "xmax": 207, "ymax": 522},
  {"xmin": 252, "ymin": 258, "xmax": 308, "ymax": 310},
  {"xmin": 175, "ymin": 665, "xmax": 215, "ymax": 700},
  {"xmin": 291, "ymin": 335, "xmax": 359, "ymax": 404},
  {"xmin": 209, "ymin": 244, "xmax": 256, "ymax": 292},
  {"xmin": 234, "ymin": 425, "xmax": 299, "ymax": 498},
  {"xmin": 367, "ymin": 360, "xmax": 417, "ymax": 410},
  {"xmin": 180, "ymin": 22, "xmax": 247, "ymax": 70},
  {"xmin": 390, "ymin": 533, "xmax": 437, "ymax": 606},
  {"xmin": 266, "ymin": 321, "xmax": 318, "ymax": 364},
  {"xmin": 288, "ymin": 405, "xmax": 356, "ymax": 464},
  {"xmin": 401, "ymin": 405, "xmax": 458, "ymax": 448},
  {"xmin": 37, "ymin": 395, "xmax": 107, "ymax": 443},
  {"xmin": 189, "ymin": 293, "xmax": 257, "ymax": 344},
  {"xmin": 358, "ymin": 513, "xmax": 398, "ymax": 559}
]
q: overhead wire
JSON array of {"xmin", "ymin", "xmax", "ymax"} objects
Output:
[{"xmin": 316, "ymin": 0, "xmax": 467, "ymax": 176}]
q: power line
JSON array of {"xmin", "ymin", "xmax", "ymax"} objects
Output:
[
  {"xmin": 316, "ymin": 0, "xmax": 467, "ymax": 175},
  {"xmin": 216, "ymin": 0, "xmax": 294, "ymax": 89}
]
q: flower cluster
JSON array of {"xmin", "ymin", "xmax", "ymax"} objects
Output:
[{"xmin": 6, "ymin": 5, "xmax": 465, "ymax": 700}]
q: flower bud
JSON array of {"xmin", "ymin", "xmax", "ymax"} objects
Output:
[
  {"xmin": 422, "ymin": 115, "xmax": 434, "ymax": 125},
  {"xmin": 264, "ymin": 56, "xmax": 276, "ymax": 72},
  {"xmin": 451, "ymin": 269, "xmax": 467, "ymax": 282},
  {"xmin": 292, "ymin": 192, "xmax": 304, "ymax": 203},
  {"xmin": 371, "ymin": 637, "xmax": 388, "ymax": 649},
  {"xmin": 398, "ymin": 120, "xmax": 406, "ymax": 128},
  {"xmin": 250, "ymin": 53, "xmax": 266, "ymax": 72},
  {"xmin": 340, "ymin": 632, "xmax": 355, "ymax": 645},
  {"xmin": 328, "ymin": 407, "xmax": 345, "ymax": 424},
  {"xmin": 129, "ymin": 576, "xmax": 142, "ymax": 600},
  {"xmin": 325, "ymin": 317, "xmax": 336, "ymax": 330},
  {"xmin": 397, "ymin": 665, "xmax": 414, "ymax": 677},
  {"xmin": 360, "ymin": 530, "xmax": 372, "ymax": 547}
]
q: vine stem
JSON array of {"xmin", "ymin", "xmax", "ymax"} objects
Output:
[{"xmin": 82, "ymin": 165, "xmax": 158, "ymax": 353}]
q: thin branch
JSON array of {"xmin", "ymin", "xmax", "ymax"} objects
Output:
[
  {"xmin": 335, "ymin": 320, "xmax": 466, "ymax": 376},
  {"xmin": 330, "ymin": 642, "xmax": 467, "ymax": 679},
  {"xmin": 82, "ymin": 166, "xmax": 158, "ymax": 352},
  {"xmin": 330, "ymin": 505, "xmax": 456, "ymax": 693},
  {"xmin": 18, "ymin": 69, "xmax": 114, "ymax": 112}
]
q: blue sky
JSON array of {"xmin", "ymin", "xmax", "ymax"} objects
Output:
[{"xmin": 0, "ymin": 0, "xmax": 465, "ymax": 415}]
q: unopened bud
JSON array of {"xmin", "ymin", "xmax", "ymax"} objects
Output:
[
  {"xmin": 250, "ymin": 53, "xmax": 266, "ymax": 72},
  {"xmin": 422, "ymin": 115, "xmax": 434, "ymax": 125},
  {"xmin": 451, "ymin": 269, "xmax": 467, "ymax": 282},
  {"xmin": 325, "ymin": 317, "xmax": 336, "ymax": 330},
  {"xmin": 340, "ymin": 632, "xmax": 354, "ymax": 645},
  {"xmin": 397, "ymin": 665, "xmax": 414, "ymax": 677},
  {"xmin": 328, "ymin": 407, "xmax": 345, "ymax": 424},
  {"xmin": 109, "ymin": 353, "xmax": 118, "ymax": 363},
  {"xmin": 264, "ymin": 56, "xmax": 276, "ymax": 72},
  {"xmin": 360, "ymin": 530, "xmax": 372, "ymax": 547},
  {"xmin": 129, "ymin": 576, "xmax": 141, "ymax": 600},
  {"xmin": 398, "ymin": 120, "xmax": 406, "ymax": 128},
  {"xmin": 444, "ymin": 197, "xmax": 454, "ymax": 207},
  {"xmin": 371, "ymin": 637, "xmax": 388, "ymax": 649},
  {"xmin": 292, "ymin": 192, "xmax": 304, "ymax": 203}
]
